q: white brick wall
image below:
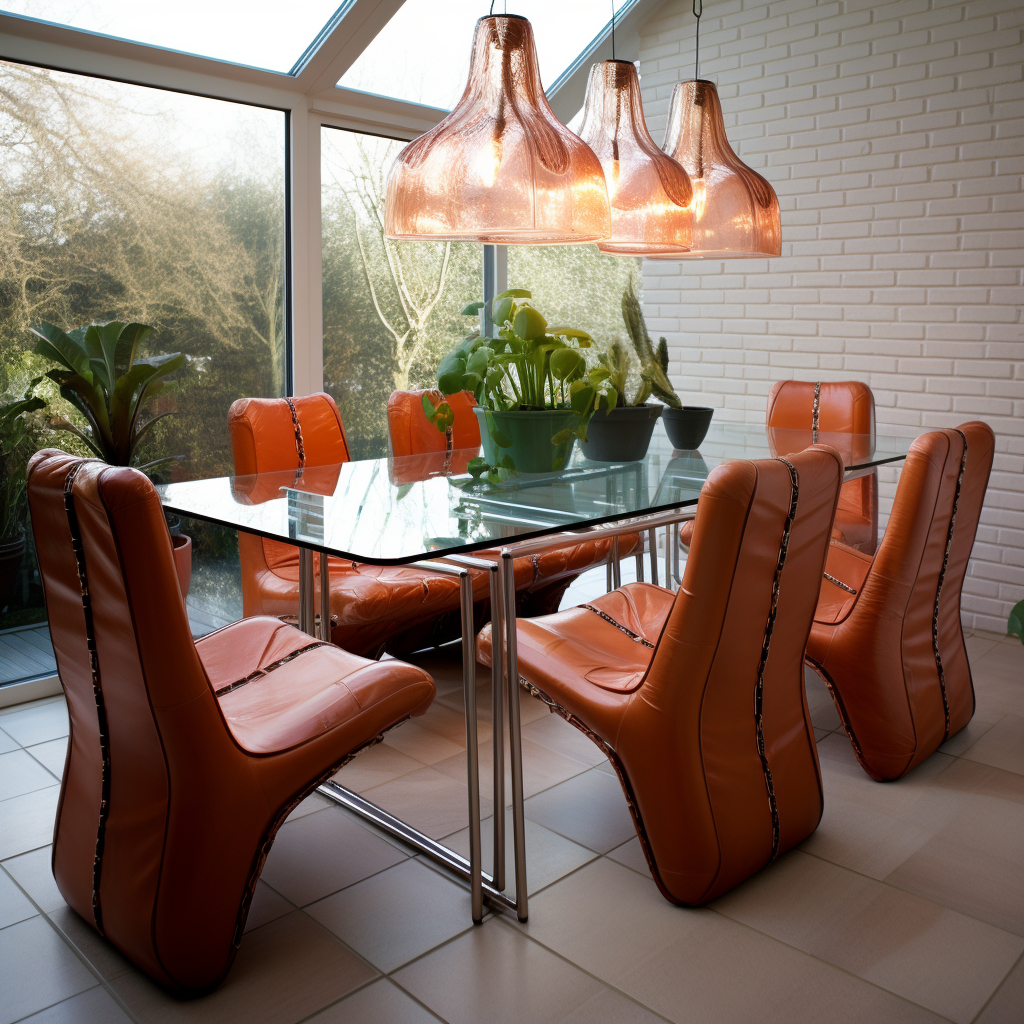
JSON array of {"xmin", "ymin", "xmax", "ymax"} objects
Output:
[{"xmin": 638, "ymin": 0, "xmax": 1024, "ymax": 632}]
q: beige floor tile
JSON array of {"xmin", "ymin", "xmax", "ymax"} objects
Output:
[
  {"xmin": 394, "ymin": 916, "xmax": 661, "ymax": 1024},
  {"xmin": 47, "ymin": 904, "xmax": 134, "ymax": 982},
  {"xmin": 0, "ymin": 785, "xmax": 60, "ymax": 860},
  {"xmin": 522, "ymin": 712, "xmax": 608, "ymax": 768},
  {"xmin": 19, "ymin": 986, "xmax": 133, "ymax": 1023},
  {"xmin": 593, "ymin": 758, "xmax": 617, "ymax": 776},
  {"xmin": 1, "ymin": 846, "xmax": 65, "ymax": 914},
  {"xmin": 966, "ymin": 635, "xmax": 1002, "ymax": 662},
  {"xmin": 975, "ymin": 952, "xmax": 1024, "ymax": 1024},
  {"xmin": 0, "ymin": 749, "xmax": 60, "ymax": 800},
  {"xmin": 939, "ymin": 711, "xmax": 1001, "ymax": 756},
  {"xmin": 884, "ymin": 759, "xmax": 1024, "ymax": 936},
  {"xmin": 361, "ymin": 766, "xmax": 492, "ymax": 839},
  {"xmin": 800, "ymin": 751, "xmax": 961, "ymax": 879},
  {"xmin": 525, "ymin": 768, "xmax": 636, "ymax": 854},
  {"xmin": 805, "ymin": 668, "xmax": 842, "ymax": 732},
  {"xmin": 307, "ymin": 858, "xmax": 474, "ymax": 972},
  {"xmin": 243, "ymin": 880, "xmax": 294, "ymax": 934},
  {"xmin": 0, "ymin": 866, "xmax": 37, "ymax": 928},
  {"xmin": 24, "ymin": 738, "xmax": 68, "ymax": 780},
  {"xmin": 260, "ymin": 806, "xmax": 407, "ymax": 906},
  {"xmin": 961, "ymin": 714, "xmax": 1024, "ymax": 776},
  {"xmin": 525, "ymin": 858, "xmax": 947, "ymax": 1024},
  {"xmin": 607, "ymin": 837, "xmax": 650, "ymax": 876},
  {"xmin": 285, "ymin": 791, "xmax": 333, "ymax": 821},
  {"xmin": 814, "ymin": 730, "xmax": 861, "ymax": 767},
  {"xmin": 0, "ymin": 699, "xmax": 68, "ymax": 747},
  {"xmin": 517, "ymin": 685, "xmax": 553, "ymax": 725},
  {"xmin": 411, "ymin": 702, "xmax": 493, "ymax": 746},
  {"xmin": 712, "ymin": 850, "xmax": 1024, "ymax": 1023},
  {"xmin": 384, "ymin": 720, "xmax": 465, "ymax": 764},
  {"xmin": 433, "ymin": 678, "xmax": 497, "ymax": 723},
  {"xmin": 433, "ymin": 736, "xmax": 591, "ymax": 805},
  {"xmin": 445, "ymin": 806, "xmax": 597, "ymax": 898},
  {"xmin": 308, "ymin": 978, "xmax": 441, "ymax": 1023},
  {"xmin": 333, "ymin": 740, "xmax": 427, "ymax": 792},
  {"xmin": 0, "ymin": 916, "xmax": 97, "ymax": 1024},
  {"xmin": 110, "ymin": 911, "xmax": 377, "ymax": 1024},
  {"xmin": 0, "ymin": 727, "xmax": 18, "ymax": 754}
]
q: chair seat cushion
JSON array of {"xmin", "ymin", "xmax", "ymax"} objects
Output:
[
  {"xmin": 479, "ymin": 582, "xmax": 674, "ymax": 704},
  {"xmin": 813, "ymin": 542, "xmax": 873, "ymax": 625},
  {"xmin": 196, "ymin": 617, "xmax": 435, "ymax": 755}
]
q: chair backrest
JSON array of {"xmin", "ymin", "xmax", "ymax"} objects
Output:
[
  {"xmin": 833, "ymin": 422, "xmax": 995, "ymax": 768},
  {"xmin": 227, "ymin": 393, "xmax": 350, "ymax": 578},
  {"xmin": 386, "ymin": 389, "xmax": 480, "ymax": 457},
  {"xmin": 623, "ymin": 444, "xmax": 844, "ymax": 901},
  {"xmin": 766, "ymin": 379, "xmax": 874, "ymax": 436},
  {"xmin": 26, "ymin": 449, "xmax": 244, "ymax": 988}
]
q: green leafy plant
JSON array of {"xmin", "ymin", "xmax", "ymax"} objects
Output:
[
  {"xmin": 1009, "ymin": 600, "xmax": 1024, "ymax": 646},
  {"xmin": 424, "ymin": 290, "xmax": 617, "ymax": 454},
  {"xmin": 0, "ymin": 389, "xmax": 46, "ymax": 541},
  {"xmin": 30, "ymin": 321, "xmax": 186, "ymax": 471},
  {"xmin": 598, "ymin": 340, "xmax": 654, "ymax": 409},
  {"xmin": 621, "ymin": 280, "xmax": 681, "ymax": 410}
]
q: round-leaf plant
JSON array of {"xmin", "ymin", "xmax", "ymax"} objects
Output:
[{"xmin": 423, "ymin": 290, "xmax": 617, "ymax": 469}]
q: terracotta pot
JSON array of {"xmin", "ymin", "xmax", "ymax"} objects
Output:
[
  {"xmin": 171, "ymin": 534, "xmax": 191, "ymax": 599},
  {"xmin": 0, "ymin": 533, "xmax": 25, "ymax": 609}
]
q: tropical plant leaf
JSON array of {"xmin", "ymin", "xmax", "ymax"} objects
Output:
[
  {"xmin": 494, "ymin": 289, "xmax": 531, "ymax": 300},
  {"xmin": 1009, "ymin": 600, "xmax": 1024, "ymax": 645},
  {"xmin": 130, "ymin": 411, "xmax": 175, "ymax": 453},
  {"xmin": 30, "ymin": 323, "xmax": 93, "ymax": 380},
  {"xmin": 512, "ymin": 306, "xmax": 547, "ymax": 341},
  {"xmin": 113, "ymin": 322, "xmax": 154, "ymax": 379},
  {"xmin": 461, "ymin": 301, "xmax": 485, "ymax": 316}
]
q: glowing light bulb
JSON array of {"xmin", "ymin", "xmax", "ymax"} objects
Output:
[{"xmin": 477, "ymin": 139, "xmax": 502, "ymax": 187}]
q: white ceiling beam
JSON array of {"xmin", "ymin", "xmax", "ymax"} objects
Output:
[
  {"xmin": 311, "ymin": 87, "xmax": 445, "ymax": 140},
  {"xmin": 296, "ymin": 0, "xmax": 408, "ymax": 96}
]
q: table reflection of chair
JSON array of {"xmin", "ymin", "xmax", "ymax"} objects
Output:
[
  {"xmin": 229, "ymin": 393, "xmax": 489, "ymax": 657},
  {"xmin": 478, "ymin": 445, "xmax": 845, "ymax": 905},
  {"xmin": 27, "ymin": 449, "xmax": 435, "ymax": 994},
  {"xmin": 806, "ymin": 422, "xmax": 995, "ymax": 781},
  {"xmin": 387, "ymin": 389, "xmax": 641, "ymax": 611}
]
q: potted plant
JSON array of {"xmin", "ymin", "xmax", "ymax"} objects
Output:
[
  {"xmin": 579, "ymin": 340, "xmax": 662, "ymax": 462},
  {"xmin": 622, "ymin": 281, "xmax": 714, "ymax": 451},
  {"xmin": 29, "ymin": 320, "xmax": 192, "ymax": 597},
  {"xmin": 0, "ymin": 389, "xmax": 46, "ymax": 609},
  {"xmin": 425, "ymin": 290, "xmax": 617, "ymax": 474}
]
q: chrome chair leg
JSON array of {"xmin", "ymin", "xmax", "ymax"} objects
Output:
[
  {"xmin": 298, "ymin": 547, "xmax": 316, "ymax": 636},
  {"xmin": 319, "ymin": 551, "xmax": 331, "ymax": 641},
  {"xmin": 489, "ymin": 563, "xmax": 505, "ymax": 892},
  {"xmin": 458, "ymin": 571, "xmax": 483, "ymax": 923},
  {"xmin": 611, "ymin": 535, "xmax": 621, "ymax": 590},
  {"xmin": 648, "ymin": 528, "xmax": 659, "ymax": 587}
]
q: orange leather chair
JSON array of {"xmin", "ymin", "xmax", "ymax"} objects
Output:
[
  {"xmin": 806, "ymin": 422, "xmax": 995, "ymax": 781},
  {"xmin": 680, "ymin": 380, "xmax": 877, "ymax": 552},
  {"xmin": 229, "ymin": 393, "xmax": 494, "ymax": 658},
  {"xmin": 387, "ymin": 388, "xmax": 640, "ymax": 616},
  {"xmin": 26, "ymin": 449, "xmax": 435, "ymax": 994},
  {"xmin": 479, "ymin": 444, "xmax": 845, "ymax": 905}
]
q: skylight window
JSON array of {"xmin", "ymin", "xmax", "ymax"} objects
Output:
[
  {"xmin": 1, "ymin": 0, "xmax": 345, "ymax": 73},
  {"xmin": 338, "ymin": 1, "xmax": 616, "ymax": 110}
]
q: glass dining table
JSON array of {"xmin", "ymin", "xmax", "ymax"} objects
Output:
[{"xmin": 158, "ymin": 420, "xmax": 916, "ymax": 923}]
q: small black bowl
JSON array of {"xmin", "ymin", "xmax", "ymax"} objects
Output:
[{"xmin": 662, "ymin": 406, "xmax": 714, "ymax": 450}]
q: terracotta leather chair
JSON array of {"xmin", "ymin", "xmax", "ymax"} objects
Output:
[
  {"xmin": 26, "ymin": 450, "xmax": 435, "ymax": 994},
  {"xmin": 387, "ymin": 388, "xmax": 640, "ymax": 616},
  {"xmin": 229, "ymin": 393, "xmax": 493, "ymax": 657},
  {"xmin": 806, "ymin": 422, "xmax": 995, "ymax": 781},
  {"xmin": 479, "ymin": 444, "xmax": 845, "ymax": 905},
  {"xmin": 680, "ymin": 380, "xmax": 877, "ymax": 553}
]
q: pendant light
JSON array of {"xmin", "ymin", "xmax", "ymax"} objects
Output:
[
  {"xmin": 384, "ymin": 10, "xmax": 611, "ymax": 244},
  {"xmin": 579, "ymin": 24, "xmax": 694, "ymax": 256},
  {"xmin": 649, "ymin": 1, "xmax": 781, "ymax": 260}
]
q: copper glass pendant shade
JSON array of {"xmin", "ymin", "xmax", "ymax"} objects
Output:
[
  {"xmin": 650, "ymin": 79, "xmax": 781, "ymax": 259},
  {"xmin": 578, "ymin": 60, "xmax": 694, "ymax": 256},
  {"xmin": 384, "ymin": 15, "xmax": 611, "ymax": 244}
]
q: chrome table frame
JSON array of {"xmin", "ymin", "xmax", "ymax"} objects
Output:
[{"xmin": 294, "ymin": 506, "xmax": 699, "ymax": 922}]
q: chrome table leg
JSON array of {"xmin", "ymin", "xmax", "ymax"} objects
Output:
[
  {"xmin": 489, "ymin": 564, "xmax": 506, "ymax": 892},
  {"xmin": 648, "ymin": 528, "xmax": 659, "ymax": 587},
  {"xmin": 298, "ymin": 546, "xmax": 316, "ymax": 636},
  {"xmin": 611, "ymin": 535, "xmax": 621, "ymax": 590},
  {"xmin": 318, "ymin": 551, "xmax": 331, "ymax": 641},
  {"xmin": 458, "ymin": 570, "xmax": 483, "ymax": 922}
]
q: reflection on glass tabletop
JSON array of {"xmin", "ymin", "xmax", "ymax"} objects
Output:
[{"xmin": 158, "ymin": 422, "xmax": 917, "ymax": 565}]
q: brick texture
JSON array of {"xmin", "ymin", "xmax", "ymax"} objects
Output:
[{"xmin": 638, "ymin": 0, "xmax": 1024, "ymax": 631}]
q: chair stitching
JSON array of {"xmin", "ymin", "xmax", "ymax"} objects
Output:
[
  {"xmin": 580, "ymin": 604, "xmax": 656, "ymax": 649},
  {"xmin": 213, "ymin": 641, "xmax": 332, "ymax": 697}
]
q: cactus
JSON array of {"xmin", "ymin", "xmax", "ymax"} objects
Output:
[
  {"xmin": 622, "ymin": 280, "xmax": 682, "ymax": 410},
  {"xmin": 597, "ymin": 340, "xmax": 653, "ymax": 408}
]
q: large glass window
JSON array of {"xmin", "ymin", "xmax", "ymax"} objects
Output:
[
  {"xmin": 1, "ymin": 1, "xmax": 343, "ymax": 72},
  {"xmin": 321, "ymin": 127, "xmax": 481, "ymax": 458},
  {"xmin": 0, "ymin": 59, "xmax": 286, "ymax": 678},
  {"xmin": 338, "ymin": 1, "xmax": 621, "ymax": 110}
]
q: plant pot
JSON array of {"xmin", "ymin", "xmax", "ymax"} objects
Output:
[
  {"xmin": 0, "ymin": 533, "xmax": 26, "ymax": 609},
  {"xmin": 579, "ymin": 403, "xmax": 663, "ymax": 463},
  {"xmin": 171, "ymin": 534, "xmax": 191, "ymax": 599},
  {"xmin": 662, "ymin": 406, "xmax": 714, "ymax": 450},
  {"xmin": 473, "ymin": 407, "xmax": 578, "ymax": 474}
]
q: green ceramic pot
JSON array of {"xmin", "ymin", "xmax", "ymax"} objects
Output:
[{"xmin": 473, "ymin": 407, "xmax": 578, "ymax": 474}]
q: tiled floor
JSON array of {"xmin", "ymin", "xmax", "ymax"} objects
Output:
[{"xmin": 1, "ymin": 580, "xmax": 1022, "ymax": 1022}]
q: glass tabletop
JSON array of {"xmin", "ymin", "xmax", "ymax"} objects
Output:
[{"xmin": 157, "ymin": 421, "xmax": 917, "ymax": 565}]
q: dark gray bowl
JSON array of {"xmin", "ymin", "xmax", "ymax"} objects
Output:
[
  {"xmin": 580, "ymin": 403, "xmax": 663, "ymax": 463},
  {"xmin": 662, "ymin": 406, "xmax": 714, "ymax": 450}
]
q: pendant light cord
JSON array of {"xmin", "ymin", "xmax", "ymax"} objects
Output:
[
  {"xmin": 488, "ymin": 1, "xmax": 507, "ymax": 13},
  {"xmin": 693, "ymin": 0, "xmax": 702, "ymax": 80}
]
